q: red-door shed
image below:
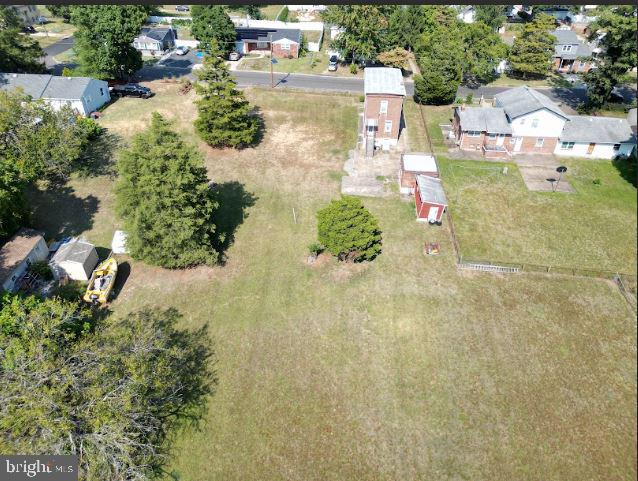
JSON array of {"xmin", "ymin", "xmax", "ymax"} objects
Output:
[{"xmin": 415, "ymin": 174, "xmax": 448, "ymax": 224}]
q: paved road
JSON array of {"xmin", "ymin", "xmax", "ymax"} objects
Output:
[{"xmin": 42, "ymin": 36, "xmax": 75, "ymax": 68}]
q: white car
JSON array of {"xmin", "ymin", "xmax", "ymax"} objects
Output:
[
  {"xmin": 175, "ymin": 46, "xmax": 189, "ymax": 56},
  {"xmin": 228, "ymin": 52, "xmax": 241, "ymax": 61}
]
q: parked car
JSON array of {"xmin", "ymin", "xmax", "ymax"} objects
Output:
[
  {"xmin": 228, "ymin": 51, "xmax": 241, "ymax": 61},
  {"xmin": 22, "ymin": 25, "xmax": 36, "ymax": 33},
  {"xmin": 175, "ymin": 5, "xmax": 189, "ymax": 12},
  {"xmin": 175, "ymin": 46, "xmax": 189, "ymax": 56},
  {"xmin": 109, "ymin": 84, "xmax": 154, "ymax": 99},
  {"xmin": 328, "ymin": 55, "xmax": 338, "ymax": 72}
]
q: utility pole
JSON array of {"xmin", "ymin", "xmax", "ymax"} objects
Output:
[{"xmin": 270, "ymin": 35, "xmax": 274, "ymax": 88}]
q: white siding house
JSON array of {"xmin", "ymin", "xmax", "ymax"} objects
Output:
[
  {"xmin": 509, "ymin": 109, "xmax": 567, "ymax": 139},
  {"xmin": 0, "ymin": 73, "xmax": 110, "ymax": 117},
  {"xmin": 555, "ymin": 116, "xmax": 636, "ymax": 159},
  {"xmin": 0, "ymin": 229, "xmax": 48, "ymax": 293}
]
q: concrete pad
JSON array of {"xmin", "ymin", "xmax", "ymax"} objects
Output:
[{"xmin": 518, "ymin": 166, "xmax": 574, "ymax": 193}]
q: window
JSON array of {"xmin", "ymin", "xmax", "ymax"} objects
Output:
[
  {"xmin": 379, "ymin": 100, "xmax": 388, "ymax": 114},
  {"xmin": 256, "ymin": 41, "xmax": 268, "ymax": 49},
  {"xmin": 535, "ymin": 138, "xmax": 544, "ymax": 147},
  {"xmin": 613, "ymin": 143, "xmax": 621, "ymax": 151},
  {"xmin": 561, "ymin": 141, "xmax": 575, "ymax": 150},
  {"xmin": 384, "ymin": 120, "xmax": 392, "ymax": 133},
  {"xmin": 100, "ymin": 88, "xmax": 104, "ymax": 96},
  {"xmin": 562, "ymin": 44, "xmax": 573, "ymax": 52},
  {"xmin": 531, "ymin": 118, "xmax": 539, "ymax": 128},
  {"xmin": 467, "ymin": 131, "xmax": 481, "ymax": 137},
  {"xmin": 488, "ymin": 133, "xmax": 497, "ymax": 138},
  {"xmin": 281, "ymin": 42, "xmax": 290, "ymax": 51}
]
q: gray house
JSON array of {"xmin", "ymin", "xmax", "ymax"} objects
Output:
[
  {"xmin": 133, "ymin": 27, "xmax": 176, "ymax": 56},
  {"xmin": 0, "ymin": 73, "xmax": 110, "ymax": 116},
  {"xmin": 552, "ymin": 29, "xmax": 593, "ymax": 73},
  {"xmin": 0, "ymin": 229, "xmax": 48, "ymax": 293}
]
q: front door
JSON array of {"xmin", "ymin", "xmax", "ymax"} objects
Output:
[
  {"xmin": 587, "ymin": 142, "xmax": 596, "ymax": 154},
  {"xmin": 496, "ymin": 134, "xmax": 505, "ymax": 146},
  {"xmin": 513, "ymin": 137, "xmax": 523, "ymax": 152},
  {"xmin": 428, "ymin": 206, "xmax": 440, "ymax": 223}
]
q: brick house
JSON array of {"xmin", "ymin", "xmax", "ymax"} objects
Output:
[
  {"xmin": 363, "ymin": 67, "xmax": 406, "ymax": 150},
  {"xmin": 234, "ymin": 28, "xmax": 301, "ymax": 58},
  {"xmin": 453, "ymin": 86, "xmax": 636, "ymax": 160},
  {"xmin": 552, "ymin": 29, "xmax": 593, "ymax": 73}
]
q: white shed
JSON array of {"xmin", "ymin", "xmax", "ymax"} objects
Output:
[
  {"xmin": 50, "ymin": 239, "xmax": 99, "ymax": 281},
  {"xmin": 0, "ymin": 228, "xmax": 48, "ymax": 293},
  {"xmin": 111, "ymin": 230, "xmax": 128, "ymax": 255}
]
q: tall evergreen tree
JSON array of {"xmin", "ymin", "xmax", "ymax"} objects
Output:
[
  {"xmin": 116, "ymin": 113, "xmax": 220, "ymax": 268},
  {"xmin": 474, "ymin": 5, "xmax": 508, "ymax": 31},
  {"xmin": 70, "ymin": 5, "xmax": 147, "ymax": 79},
  {"xmin": 0, "ymin": 6, "xmax": 45, "ymax": 73},
  {"xmin": 194, "ymin": 49, "xmax": 259, "ymax": 148},
  {"xmin": 191, "ymin": 5, "xmax": 236, "ymax": 56},
  {"xmin": 508, "ymin": 14, "xmax": 556, "ymax": 79}
]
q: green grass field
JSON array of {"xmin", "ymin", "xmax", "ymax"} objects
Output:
[
  {"xmin": 439, "ymin": 157, "xmax": 638, "ymax": 273},
  {"xmin": 28, "ymin": 83, "xmax": 637, "ymax": 481}
]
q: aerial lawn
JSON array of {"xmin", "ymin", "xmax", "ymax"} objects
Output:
[
  {"xmin": 439, "ymin": 157, "xmax": 638, "ymax": 274},
  {"xmin": 28, "ymin": 82, "xmax": 637, "ymax": 481},
  {"xmin": 238, "ymin": 51, "xmax": 329, "ymax": 75}
]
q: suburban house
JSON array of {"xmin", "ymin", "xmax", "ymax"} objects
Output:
[
  {"xmin": 0, "ymin": 229, "xmax": 48, "ymax": 293},
  {"xmin": 453, "ymin": 86, "xmax": 636, "ymax": 159},
  {"xmin": 399, "ymin": 153, "xmax": 439, "ymax": 195},
  {"xmin": 552, "ymin": 29, "xmax": 593, "ymax": 73},
  {"xmin": 133, "ymin": 27, "xmax": 176, "ymax": 56},
  {"xmin": 363, "ymin": 67, "xmax": 406, "ymax": 151},
  {"xmin": 0, "ymin": 73, "xmax": 111, "ymax": 116},
  {"xmin": 234, "ymin": 28, "xmax": 301, "ymax": 58},
  {"xmin": 10, "ymin": 5, "xmax": 39, "ymax": 26},
  {"xmin": 556, "ymin": 116, "xmax": 636, "ymax": 158},
  {"xmin": 49, "ymin": 239, "xmax": 99, "ymax": 281},
  {"xmin": 414, "ymin": 175, "xmax": 447, "ymax": 224},
  {"xmin": 457, "ymin": 6, "xmax": 475, "ymax": 23}
]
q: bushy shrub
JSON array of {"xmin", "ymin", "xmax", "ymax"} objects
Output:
[
  {"xmin": 29, "ymin": 260, "xmax": 53, "ymax": 280},
  {"xmin": 349, "ymin": 63, "xmax": 358, "ymax": 75},
  {"xmin": 76, "ymin": 117, "xmax": 104, "ymax": 141}
]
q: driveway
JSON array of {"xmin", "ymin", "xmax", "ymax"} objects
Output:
[{"xmin": 42, "ymin": 36, "xmax": 75, "ymax": 69}]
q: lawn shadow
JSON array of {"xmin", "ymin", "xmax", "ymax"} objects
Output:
[
  {"xmin": 76, "ymin": 131, "xmax": 122, "ymax": 179},
  {"xmin": 245, "ymin": 106, "xmax": 266, "ymax": 148},
  {"xmin": 209, "ymin": 181, "xmax": 258, "ymax": 263},
  {"xmin": 27, "ymin": 184, "xmax": 99, "ymax": 240},
  {"xmin": 612, "ymin": 154, "xmax": 637, "ymax": 187},
  {"xmin": 110, "ymin": 260, "xmax": 130, "ymax": 302}
]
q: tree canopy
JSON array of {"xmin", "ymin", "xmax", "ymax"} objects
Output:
[
  {"xmin": 70, "ymin": 5, "xmax": 147, "ymax": 79},
  {"xmin": 473, "ymin": 5, "xmax": 508, "ymax": 31},
  {"xmin": 191, "ymin": 5, "xmax": 236, "ymax": 56},
  {"xmin": 194, "ymin": 50, "xmax": 259, "ymax": 148},
  {"xmin": 0, "ymin": 294, "xmax": 214, "ymax": 481},
  {"xmin": 460, "ymin": 21, "xmax": 509, "ymax": 86},
  {"xmin": 0, "ymin": 162, "xmax": 27, "ymax": 241},
  {"xmin": 0, "ymin": 6, "xmax": 45, "ymax": 73},
  {"xmin": 508, "ymin": 14, "xmax": 556, "ymax": 79},
  {"xmin": 116, "ymin": 112, "xmax": 220, "ymax": 268},
  {"xmin": 316, "ymin": 196, "xmax": 382, "ymax": 262}
]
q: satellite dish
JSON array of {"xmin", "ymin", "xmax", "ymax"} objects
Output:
[{"xmin": 556, "ymin": 166, "xmax": 567, "ymax": 173}]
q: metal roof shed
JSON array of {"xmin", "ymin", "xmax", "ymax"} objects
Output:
[
  {"xmin": 414, "ymin": 175, "xmax": 448, "ymax": 224},
  {"xmin": 50, "ymin": 239, "xmax": 99, "ymax": 281}
]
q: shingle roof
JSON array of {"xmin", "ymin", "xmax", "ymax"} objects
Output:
[
  {"xmin": 416, "ymin": 175, "xmax": 447, "ymax": 206},
  {"xmin": 552, "ymin": 29, "xmax": 579, "ymax": 45},
  {"xmin": 494, "ymin": 86, "xmax": 568, "ymax": 120},
  {"xmin": 138, "ymin": 27, "xmax": 174, "ymax": 43},
  {"xmin": 51, "ymin": 239, "xmax": 96, "ymax": 265},
  {"xmin": 0, "ymin": 228, "xmax": 45, "ymax": 285},
  {"xmin": 364, "ymin": 67, "xmax": 406, "ymax": 96},
  {"xmin": 456, "ymin": 106, "xmax": 512, "ymax": 134},
  {"xmin": 235, "ymin": 28, "xmax": 301, "ymax": 44},
  {"xmin": 560, "ymin": 116, "xmax": 636, "ymax": 144},
  {"xmin": 0, "ymin": 73, "xmax": 95, "ymax": 101},
  {"xmin": 552, "ymin": 29, "xmax": 592, "ymax": 59}
]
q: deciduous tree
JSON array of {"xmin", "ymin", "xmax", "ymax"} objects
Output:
[
  {"xmin": 191, "ymin": 5, "xmax": 236, "ymax": 56},
  {"xmin": 0, "ymin": 162, "xmax": 27, "ymax": 241},
  {"xmin": 316, "ymin": 196, "xmax": 382, "ymax": 262},
  {"xmin": 0, "ymin": 6, "xmax": 45, "ymax": 73},
  {"xmin": 474, "ymin": 5, "xmax": 508, "ymax": 31},
  {"xmin": 461, "ymin": 21, "xmax": 509, "ymax": 86},
  {"xmin": 194, "ymin": 50, "xmax": 259, "ymax": 148},
  {"xmin": 116, "ymin": 113, "xmax": 220, "ymax": 268},
  {"xmin": 414, "ymin": 28, "xmax": 463, "ymax": 104},
  {"xmin": 70, "ymin": 5, "xmax": 147, "ymax": 79}
]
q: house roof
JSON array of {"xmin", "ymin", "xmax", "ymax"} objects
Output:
[
  {"xmin": 0, "ymin": 73, "xmax": 98, "ymax": 101},
  {"xmin": 235, "ymin": 27, "xmax": 301, "ymax": 44},
  {"xmin": 402, "ymin": 153, "xmax": 438, "ymax": 173},
  {"xmin": 561, "ymin": 116, "xmax": 636, "ymax": 144},
  {"xmin": 136, "ymin": 27, "xmax": 175, "ymax": 43},
  {"xmin": 494, "ymin": 86, "xmax": 568, "ymax": 120},
  {"xmin": 456, "ymin": 106, "xmax": 512, "ymax": 134},
  {"xmin": 416, "ymin": 175, "xmax": 447, "ymax": 206},
  {"xmin": 552, "ymin": 28, "xmax": 579, "ymax": 45},
  {"xmin": 364, "ymin": 67, "xmax": 406, "ymax": 96},
  {"xmin": 51, "ymin": 239, "xmax": 96, "ymax": 266},
  {"xmin": 0, "ymin": 228, "xmax": 45, "ymax": 285}
]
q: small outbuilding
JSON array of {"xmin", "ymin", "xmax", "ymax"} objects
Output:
[
  {"xmin": 0, "ymin": 228, "xmax": 48, "ymax": 293},
  {"xmin": 49, "ymin": 238, "xmax": 99, "ymax": 281},
  {"xmin": 400, "ymin": 153, "xmax": 438, "ymax": 194},
  {"xmin": 111, "ymin": 230, "xmax": 128, "ymax": 255},
  {"xmin": 414, "ymin": 175, "xmax": 448, "ymax": 224}
]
